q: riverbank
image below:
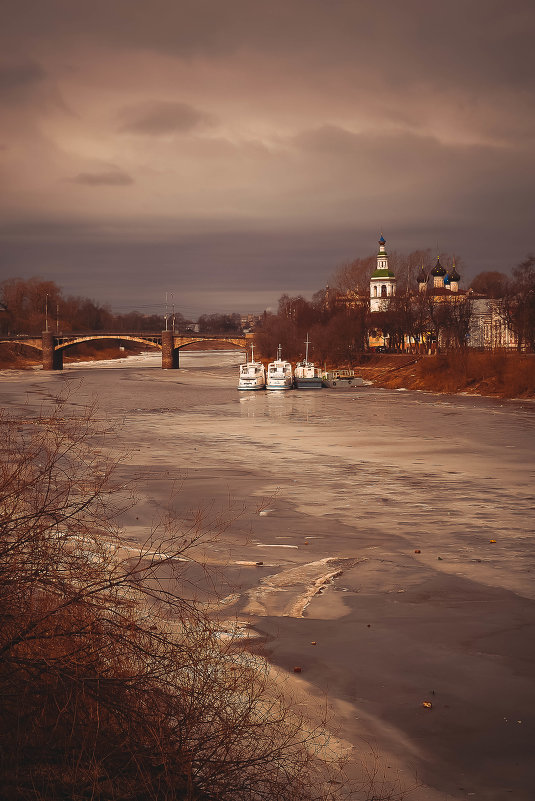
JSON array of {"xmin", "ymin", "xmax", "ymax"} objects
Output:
[
  {"xmin": 2, "ymin": 344, "xmax": 534, "ymax": 398},
  {"xmin": 353, "ymin": 351, "xmax": 535, "ymax": 398}
]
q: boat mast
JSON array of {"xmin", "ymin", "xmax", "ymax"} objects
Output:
[
  {"xmin": 277, "ymin": 343, "xmax": 282, "ymax": 360},
  {"xmin": 304, "ymin": 333, "xmax": 310, "ymax": 365}
]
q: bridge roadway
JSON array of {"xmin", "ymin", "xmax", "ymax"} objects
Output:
[{"xmin": 0, "ymin": 330, "xmax": 252, "ymax": 370}]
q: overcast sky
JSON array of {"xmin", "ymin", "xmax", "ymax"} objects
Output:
[{"xmin": 1, "ymin": 0, "xmax": 534, "ymax": 317}]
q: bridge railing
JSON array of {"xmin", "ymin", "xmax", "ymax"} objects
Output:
[
  {"xmin": 177, "ymin": 331, "xmax": 245, "ymax": 337},
  {"xmin": 55, "ymin": 331, "xmax": 163, "ymax": 338},
  {"xmin": 2, "ymin": 329, "xmax": 248, "ymax": 338},
  {"xmin": 54, "ymin": 332, "xmax": 162, "ymax": 342},
  {"xmin": 0, "ymin": 334, "xmax": 37, "ymax": 340}
]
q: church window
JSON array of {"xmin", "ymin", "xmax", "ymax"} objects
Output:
[
  {"xmin": 373, "ymin": 286, "xmax": 378, "ymax": 297},
  {"xmin": 381, "ymin": 285, "xmax": 387, "ymax": 297}
]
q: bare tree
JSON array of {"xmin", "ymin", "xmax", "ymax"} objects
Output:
[
  {"xmin": 422, "ymin": 296, "xmax": 451, "ymax": 352},
  {"xmin": 387, "ymin": 249, "xmax": 433, "ymax": 295},
  {"xmin": 310, "ymin": 308, "xmax": 367, "ymax": 364},
  {"xmin": 0, "ymin": 277, "xmax": 62, "ymax": 334},
  {"xmin": 378, "ymin": 293, "xmax": 418, "ymax": 351},
  {"xmin": 0, "ymin": 404, "xmax": 349, "ymax": 801},
  {"xmin": 331, "ymin": 255, "xmax": 375, "ymax": 294},
  {"xmin": 497, "ymin": 255, "xmax": 535, "ymax": 351},
  {"xmin": 441, "ymin": 295, "xmax": 474, "ymax": 349},
  {"xmin": 469, "ymin": 271, "xmax": 509, "ymax": 298}
]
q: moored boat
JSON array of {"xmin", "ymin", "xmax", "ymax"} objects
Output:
[
  {"xmin": 266, "ymin": 344, "xmax": 293, "ymax": 390},
  {"xmin": 237, "ymin": 345, "xmax": 266, "ymax": 390},
  {"xmin": 322, "ymin": 369, "xmax": 366, "ymax": 388},
  {"xmin": 294, "ymin": 335, "xmax": 323, "ymax": 389}
]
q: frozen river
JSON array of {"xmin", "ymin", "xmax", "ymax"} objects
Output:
[{"xmin": 1, "ymin": 350, "xmax": 535, "ymax": 800}]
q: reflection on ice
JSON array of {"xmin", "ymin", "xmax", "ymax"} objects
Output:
[{"xmin": 240, "ymin": 389, "xmax": 329, "ymax": 424}]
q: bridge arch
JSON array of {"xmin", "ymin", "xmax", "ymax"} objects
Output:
[
  {"xmin": 162, "ymin": 332, "xmax": 251, "ymax": 369},
  {"xmin": 0, "ymin": 338, "xmax": 42, "ymax": 353},
  {"xmin": 54, "ymin": 334, "xmax": 162, "ymax": 353},
  {"xmin": 174, "ymin": 335, "xmax": 249, "ymax": 351}
]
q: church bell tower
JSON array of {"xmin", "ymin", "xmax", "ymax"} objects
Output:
[{"xmin": 370, "ymin": 235, "xmax": 396, "ymax": 312}]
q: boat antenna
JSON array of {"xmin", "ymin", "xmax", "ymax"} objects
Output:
[{"xmin": 305, "ymin": 333, "xmax": 310, "ymax": 363}]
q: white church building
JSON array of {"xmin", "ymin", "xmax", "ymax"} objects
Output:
[
  {"xmin": 366, "ymin": 234, "xmax": 518, "ymax": 350},
  {"xmin": 370, "ymin": 235, "xmax": 397, "ymax": 312}
]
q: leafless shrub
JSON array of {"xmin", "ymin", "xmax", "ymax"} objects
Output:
[{"xmin": 0, "ymin": 404, "xmax": 352, "ymax": 801}]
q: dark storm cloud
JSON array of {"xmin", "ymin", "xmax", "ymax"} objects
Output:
[
  {"xmin": 0, "ymin": 0, "xmax": 533, "ymax": 313},
  {"xmin": 119, "ymin": 101, "xmax": 216, "ymax": 135},
  {"xmin": 0, "ymin": 61, "xmax": 46, "ymax": 101},
  {"xmin": 288, "ymin": 123, "xmax": 535, "ymax": 228},
  {"xmin": 2, "ymin": 1, "xmax": 534, "ymax": 91},
  {"xmin": 72, "ymin": 171, "xmax": 134, "ymax": 186}
]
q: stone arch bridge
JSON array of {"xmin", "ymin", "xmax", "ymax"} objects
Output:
[{"xmin": 0, "ymin": 331, "xmax": 252, "ymax": 370}]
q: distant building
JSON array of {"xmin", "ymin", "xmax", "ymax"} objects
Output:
[
  {"xmin": 469, "ymin": 299, "xmax": 518, "ymax": 349},
  {"xmin": 325, "ymin": 234, "xmax": 520, "ymax": 351},
  {"xmin": 416, "ymin": 256, "xmax": 462, "ymax": 296},
  {"xmin": 363, "ymin": 234, "xmax": 518, "ymax": 350},
  {"xmin": 370, "ymin": 235, "xmax": 396, "ymax": 312},
  {"xmin": 240, "ymin": 313, "xmax": 261, "ymax": 332}
]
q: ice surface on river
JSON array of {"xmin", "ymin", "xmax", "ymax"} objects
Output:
[
  {"xmin": 2, "ymin": 350, "xmax": 535, "ymax": 801},
  {"xmin": 2, "ymin": 350, "xmax": 534, "ymax": 601}
]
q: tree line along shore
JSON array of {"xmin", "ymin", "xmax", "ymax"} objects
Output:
[{"xmin": 2, "ymin": 248, "xmax": 534, "ymax": 400}]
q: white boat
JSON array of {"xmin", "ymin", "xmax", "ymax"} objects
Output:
[
  {"xmin": 294, "ymin": 335, "xmax": 323, "ymax": 389},
  {"xmin": 322, "ymin": 370, "xmax": 365, "ymax": 388},
  {"xmin": 266, "ymin": 344, "xmax": 293, "ymax": 390},
  {"xmin": 237, "ymin": 345, "xmax": 266, "ymax": 390}
]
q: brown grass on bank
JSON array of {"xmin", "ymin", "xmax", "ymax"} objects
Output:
[
  {"xmin": 355, "ymin": 351, "xmax": 535, "ymax": 398},
  {"xmin": 417, "ymin": 351, "xmax": 535, "ymax": 397}
]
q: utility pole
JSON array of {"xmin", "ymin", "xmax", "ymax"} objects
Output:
[
  {"xmin": 171, "ymin": 293, "xmax": 175, "ymax": 332},
  {"xmin": 45, "ymin": 294, "xmax": 49, "ymax": 333},
  {"xmin": 164, "ymin": 292, "xmax": 168, "ymax": 332},
  {"xmin": 56, "ymin": 303, "xmax": 59, "ymax": 334}
]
